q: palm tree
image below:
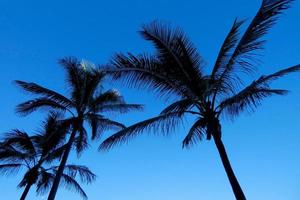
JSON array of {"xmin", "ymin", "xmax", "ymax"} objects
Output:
[
  {"xmin": 0, "ymin": 113, "xmax": 96, "ymax": 200},
  {"xmin": 15, "ymin": 57, "xmax": 143, "ymax": 200},
  {"xmin": 99, "ymin": 1, "xmax": 299, "ymax": 199}
]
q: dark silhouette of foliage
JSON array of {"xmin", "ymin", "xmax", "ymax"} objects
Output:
[
  {"xmin": 99, "ymin": 1, "xmax": 298, "ymax": 199},
  {"xmin": 15, "ymin": 57, "xmax": 142, "ymax": 200},
  {"xmin": 0, "ymin": 113, "xmax": 96, "ymax": 200}
]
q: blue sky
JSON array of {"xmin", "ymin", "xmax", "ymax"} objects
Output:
[{"xmin": 0, "ymin": 0, "xmax": 300, "ymax": 199}]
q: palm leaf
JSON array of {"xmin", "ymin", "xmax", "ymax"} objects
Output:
[
  {"xmin": 86, "ymin": 114, "xmax": 126, "ymax": 140},
  {"xmin": 59, "ymin": 57, "xmax": 83, "ymax": 94},
  {"xmin": 99, "ymin": 112, "xmax": 185, "ymax": 150},
  {"xmin": 160, "ymin": 99, "xmax": 198, "ymax": 114},
  {"xmin": 74, "ymin": 125, "xmax": 88, "ymax": 155},
  {"xmin": 2, "ymin": 130, "xmax": 36, "ymax": 155},
  {"xmin": 63, "ymin": 165, "xmax": 96, "ymax": 184},
  {"xmin": 60, "ymin": 174, "xmax": 88, "ymax": 200},
  {"xmin": 0, "ymin": 146, "xmax": 29, "ymax": 162},
  {"xmin": 15, "ymin": 80, "xmax": 73, "ymax": 107},
  {"xmin": 59, "ymin": 57, "xmax": 88, "ymax": 106},
  {"xmin": 218, "ymin": 65, "xmax": 300, "ymax": 117},
  {"xmin": 33, "ymin": 112, "xmax": 69, "ymax": 156},
  {"xmin": 216, "ymin": 0, "xmax": 294, "ymax": 95},
  {"xmin": 211, "ymin": 19, "xmax": 244, "ymax": 79},
  {"xmin": 43, "ymin": 144, "xmax": 68, "ymax": 163},
  {"xmin": 91, "ymin": 89, "xmax": 125, "ymax": 107},
  {"xmin": 219, "ymin": 85, "xmax": 288, "ymax": 117},
  {"xmin": 255, "ymin": 64, "xmax": 300, "ymax": 84},
  {"xmin": 16, "ymin": 98, "xmax": 66, "ymax": 116},
  {"xmin": 81, "ymin": 68, "xmax": 105, "ymax": 107},
  {"xmin": 0, "ymin": 163, "xmax": 23, "ymax": 176},
  {"xmin": 108, "ymin": 53, "xmax": 193, "ymax": 98},
  {"xmin": 36, "ymin": 171, "xmax": 55, "ymax": 195},
  {"xmin": 95, "ymin": 103, "xmax": 143, "ymax": 113},
  {"xmin": 140, "ymin": 21, "xmax": 206, "ymax": 97},
  {"xmin": 182, "ymin": 118, "xmax": 206, "ymax": 148}
]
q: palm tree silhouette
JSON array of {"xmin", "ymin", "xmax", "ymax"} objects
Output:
[
  {"xmin": 99, "ymin": 0, "xmax": 298, "ymax": 199},
  {"xmin": 15, "ymin": 57, "xmax": 143, "ymax": 200},
  {"xmin": 0, "ymin": 112, "xmax": 96, "ymax": 200}
]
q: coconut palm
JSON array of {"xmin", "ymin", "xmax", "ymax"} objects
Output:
[
  {"xmin": 0, "ymin": 113, "xmax": 96, "ymax": 200},
  {"xmin": 15, "ymin": 57, "xmax": 143, "ymax": 200},
  {"xmin": 99, "ymin": 0, "xmax": 299, "ymax": 199}
]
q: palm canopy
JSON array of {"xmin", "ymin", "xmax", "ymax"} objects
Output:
[
  {"xmin": 0, "ymin": 113, "xmax": 96, "ymax": 199},
  {"xmin": 15, "ymin": 57, "xmax": 143, "ymax": 152},
  {"xmin": 15, "ymin": 57, "xmax": 143, "ymax": 200},
  {"xmin": 99, "ymin": 0, "xmax": 299, "ymax": 150}
]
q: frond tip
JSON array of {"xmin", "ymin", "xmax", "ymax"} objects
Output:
[{"xmin": 218, "ymin": 64, "xmax": 300, "ymax": 117}]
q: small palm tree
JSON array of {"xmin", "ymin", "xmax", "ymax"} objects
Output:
[
  {"xmin": 99, "ymin": 0, "xmax": 299, "ymax": 199},
  {"xmin": 15, "ymin": 57, "xmax": 142, "ymax": 200},
  {"xmin": 0, "ymin": 113, "xmax": 96, "ymax": 200}
]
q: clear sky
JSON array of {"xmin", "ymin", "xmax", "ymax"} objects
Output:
[{"xmin": 0, "ymin": 0, "xmax": 299, "ymax": 199}]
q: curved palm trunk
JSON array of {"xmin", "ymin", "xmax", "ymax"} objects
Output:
[
  {"xmin": 213, "ymin": 134, "xmax": 246, "ymax": 200},
  {"xmin": 47, "ymin": 128, "xmax": 77, "ymax": 200},
  {"xmin": 20, "ymin": 183, "xmax": 32, "ymax": 200}
]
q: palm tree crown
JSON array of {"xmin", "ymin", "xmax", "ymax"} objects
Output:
[
  {"xmin": 0, "ymin": 113, "xmax": 96, "ymax": 200},
  {"xmin": 15, "ymin": 57, "xmax": 143, "ymax": 200},
  {"xmin": 99, "ymin": 0, "xmax": 299, "ymax": 199}
]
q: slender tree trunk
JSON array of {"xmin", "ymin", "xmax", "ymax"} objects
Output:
[
  {"xmin": 213, "ymin": 134, "xmax": 246, "ymax": 200},
  {"xmin": 47, "ymin": 128, "xmax": 77, "ymax": 200},
  {"xmin": 20, "ymin": 183, "xmax": 32, "ymax": 200}
]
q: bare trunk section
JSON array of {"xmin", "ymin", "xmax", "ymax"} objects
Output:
[
  {"xmin": 20, "ymin": 183, "xmax": 32, "ymax": 200},
  {"xmin": 47, "ymin": 128, "xmax": 77, "ymax": 200},
  {"xmin": 213, "ymin": 134, "xmax": 246, "ymax": 200}
]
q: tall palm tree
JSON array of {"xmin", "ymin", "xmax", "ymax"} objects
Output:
[
  {"xmin": 15, "ymin": 57, "xmax": 143, "ymax": 200},
  {"xmin": 99, "ymin": 1, "xmax": 299, "ymax": 199},
  {"xmin": 0, "ymin": 113, "xmax": 96, "ymax": 200}
]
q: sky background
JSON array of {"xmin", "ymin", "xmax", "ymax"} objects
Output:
[{"xmin": 0, "ymin": 0, "xmax": 299, "ymax": 199}]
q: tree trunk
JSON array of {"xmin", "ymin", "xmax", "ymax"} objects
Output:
[
  {"xmin": 20, "ymin": 183, "xmax": 32, "ymax": 200},
  {"xmin": 213, "ymin": 134, "xmax": 246, "ymax": 200},
  {"xmin": 47, "ymin": 128, "xmax": 77, "ymax": 200}
]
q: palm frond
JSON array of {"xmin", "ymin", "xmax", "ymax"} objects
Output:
[
  {"xmin": 182, "ymin": 118, "xmax": 206, "ymax": 148},
  {"xmin": 99, "ymin": 112, "xmax": 185, "ymax": 150},
  {"xmin": 215, "ymin": 0, "xmax": 294, "ymax": 95},
  {"xmin": 43, "ymin": 144, "xmax": 68, "ymax": 163},
  {"xmin": 211, "ymin": 18, "xmax": 244, "ymax": 78},
  {"xmin": 256, "ymin": 64, "xmax": 300, "ymax": 84},
  {"xmin": 74, "ymin": 125, "xmax": 88, "ymax": 155},
  {"xmin": 15, "ymin": 80, "xmax": 73, "ymax": 107},
  {"xmin": 160, "ymin": 99, "xmax": 197, "ymax": 114},
  {"xmin": 18, "ymin": 168, "xmax": 40, "ymax": 188},
  {"xmin": 59, "ymin": 57, "xmax": 87, "ymax": 107},
  {"xmin": 0, "ymin": 146, "xmax": 28, "ymax": 163},
  {"xmin": 60, "ymin": 174, "xmax": 88, "ymax": 200},
  {"xmin": 91, "ymin": 89, "xmax": 125, "ymax": 107},
  {"xmin": 80, "ymin": 68, "xmax": 105, "ymax": 107},
  {"xmin": 0, "ymin": 163, "xmax": 23, "ymax": 176},
  {"xmin": 86, "ymin": 114, "xmax": 125, "ymax": 140},
  {"xmin": 63, "ymin": 165, "xmax": 96, "ymax": 184},
  {"xmin": 2, "ymin": 130, "xmax": 36, "ymax": 155},
  {"xmin": 95, "ymin": 103, "xmax": 143, "ymax": 113},
  {"xmin": 16, "ymin": 98, "xmax": 66, "ymax": 116},
  {"xmin": 140, "ymin": 21, "xmax": 204, "ymax": 79},
  {"xmin": 140, "ymin": 21, "xmax": 207, "ymax": 97},
  {"xmin": 36, "ymin": 171, "xmax": 55, "ymax": 195},
  {"xmin": 219, "ymin": 85, "xmax": 288, "ymax": 117},
  {"xmin": 33, "ymin": 112, "xmax": 69, "ymax": 156},
  {"xmin": 218, "ymin": 64, "xmax": 300, "ymax": 117},
  {"xmin": 107, "ymin": 53, "xmax": 192, "ymax": 98},
  {"xmin": 59, "ymin": 57, "xmax": 83, "ymax": 92}
]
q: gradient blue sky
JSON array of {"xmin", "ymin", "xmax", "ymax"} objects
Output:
[{"xmin": 0, "ymin": 0, "xmax": 299, "ymax": 199}]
